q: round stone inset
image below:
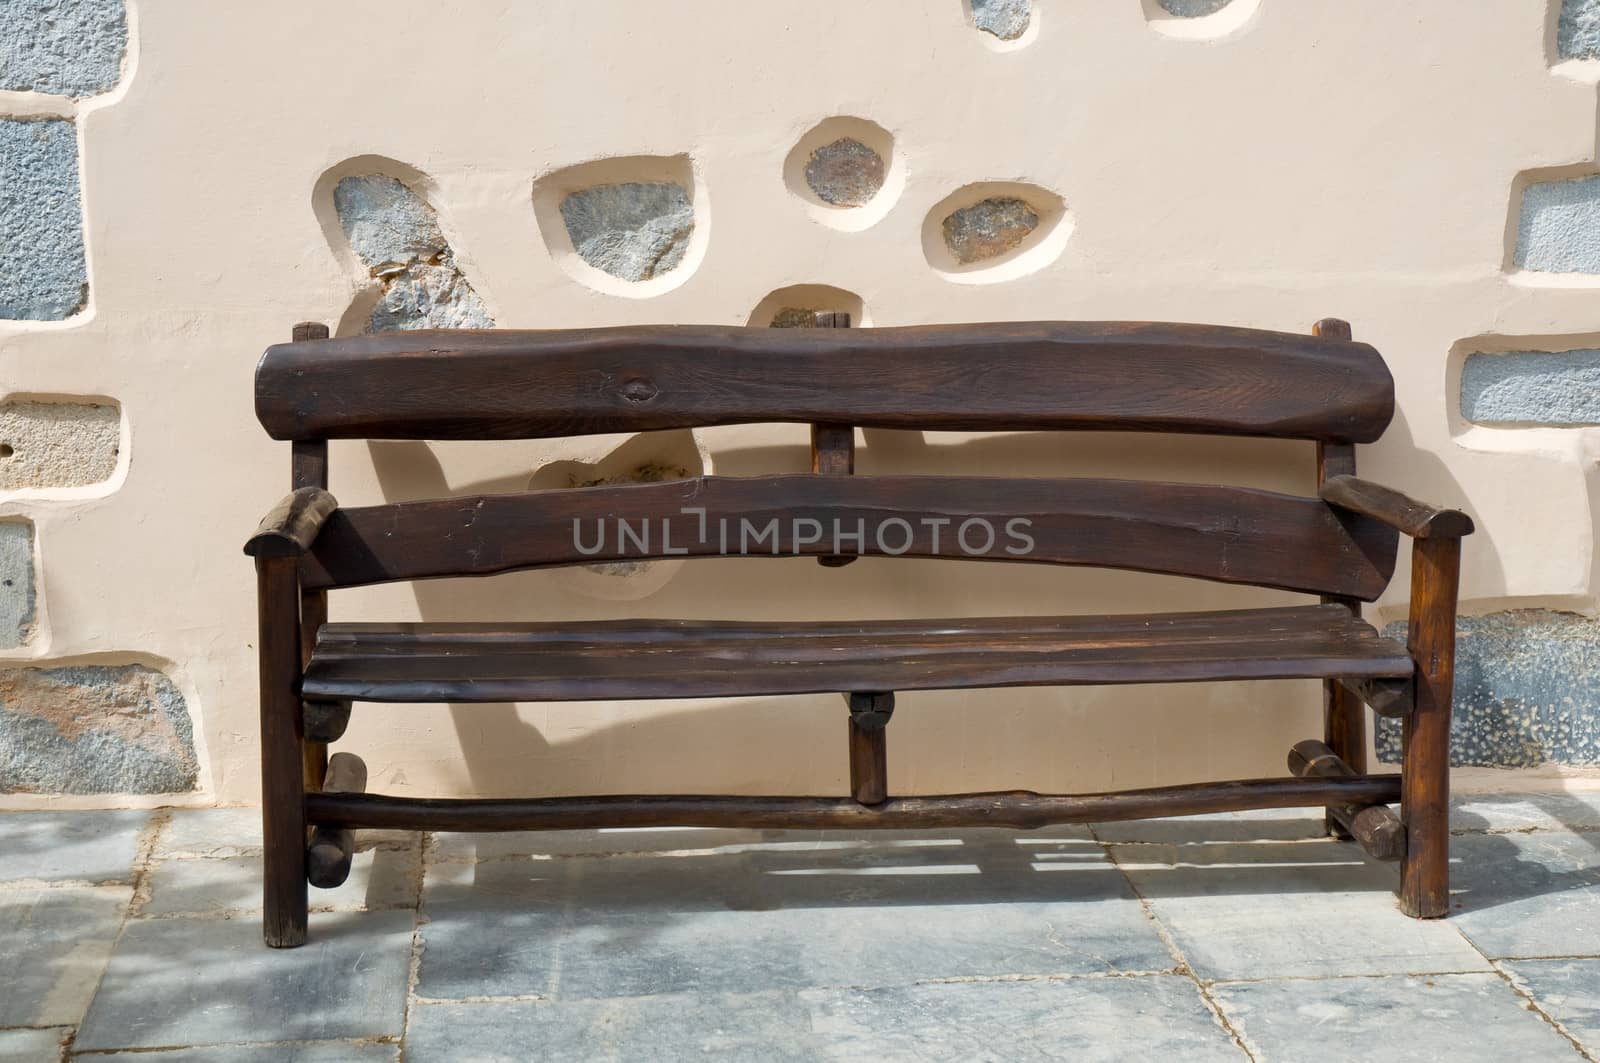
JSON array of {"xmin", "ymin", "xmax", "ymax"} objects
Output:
[{"xmin": 803, "ymin": 138, "xmax": 886, "ymax": 208}]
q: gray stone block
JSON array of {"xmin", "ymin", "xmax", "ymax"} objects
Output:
[
  {"xmin": 1461, "ymin": 349, "xmax": 1600, "ymax": 426},
  {"xmin": 0, "ymin": 886, "xmax": 131, "ymax": 1027},
  {"xmin": 1560, "ymin": 0, "xmax": 1600, "ymax": 60},
  {"xmin": 0, "ymin": 0, "xmax": 127, "ymax": 97},
  {"xmin": 74, "ymin": 911, "xmax": 415, "ymax": 1051},
  {"xmin": 0, "ymin": 808, "xmax": 148, "ymax": 882},
  {"xmin": 559, "ymin": 182, "xmax": 694, "ymax": 282},
  {"xmin": 1111, "ymin": 840, "xmax": 1489, "ymax": 979},
  {"xmin": 333, "ymin": 174, "xmax": 491, "ymax": 332},
  {"xmin": 1448, "ymin": 831, "xmax": 1600, "ymax": 958},
  {"xmin": 971, "ymin": 0, "xmax": 1031, "ymax": 41},
  {"xmin": 0, "ymin": 400, "xmax": 120, "ymax": 491},
  {"xmin": 803, "ymin": 138, "xmax": 885, "ymax": 206},
  {"xmin": 1376, "ymin": 612, "xmax": 1600, "ymax": 768},
  {"xmin": 407, "ymin": 977, "xmax": 1242, "ymax": 1062},
  {"xmin": 0, "ymin": 119, "xmax": 86, "ymax": 320},
  {"xmin": 1452, "ymin": 792, "xmax": 1600, "ymax": 834},
  {"xmin": 0, "ymin": 665, "xmax": 198, "ymax": 794},
  {"xmin": 0, "ymin": 522, "xmax": 35, "ymax": 649},
  {"xmin": 1515, "ymin": 176, "xmax": 1600, "ymax": 274},
  {"xmin": 1092, "ymin": 806, "xmax": 1328, "ymax": 844},
  {"xmin": 941, "ymin": 197, "xmax": 1039, "ymax": 264},
  {"xmin": 87, "ymin": 1043, "xmax": 399, "ymax": 1063},
  {"xmin": 141, "ymin": 844, "xmax": 420, "ymax": 915},
  {"xmin": 1157, "ymin": 0, "xmax": 1235, "ymax": 15},
  {"xmin": 156, "ymin": 807, "xmax": 264, "ymax": 858},
  {"xmin": 0, "ymin": 1027, "xmax": 65, "ymax": 1063},
  {"xmin": 419, "ymin": 831, "xmax": 1168, "ymax": 1000},
  {"xmin": 1211, "ymin": 973, "xmax": 1580, "ymax": 1062},
  {"xmin": 1503, "ymin": 959, "xmax": 1600, "ymax": 1055}
]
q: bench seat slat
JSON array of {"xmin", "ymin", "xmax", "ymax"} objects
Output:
[{"xmin": 300, "ymin": 604, "xmax": 1412, "ymax": 703}]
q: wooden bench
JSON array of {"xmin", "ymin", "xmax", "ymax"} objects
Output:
[{"xmin": 245, "ymin": 316, "xmax": 1471, "ymax": 948}]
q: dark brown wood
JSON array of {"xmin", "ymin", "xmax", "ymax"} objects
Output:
[
  {"xmin": 288, "ymin": 326, "xmax": 333, "ymax": 794},
  {"xmin": 1338, "ymin": 676, "xmax": 1414, "ymax": 719},
  {"xmin": 846, "ymin": 692, "xmax": 892, "ymax": 806},
  {"xmin": 301, "ymin": 475, "xmax": 1399, "ymax": 600},
  {"xmin": 307, "ymin": 752, "xmax": 367, "ymax": 890},
  {"xmin": 809, "ymin": 313, "xmax": 856, "ymax": 564},
  {"xmin": 257, "ymin": 557, "xmax": 307, "ymax": 947},
  {"xmin": 244, "ymin": 487, "xmax": 339, "ymax": 557},
  {"xmin": 1401, "ymin": 537, "xmax": 1459, "ymax": 918},
  {"xmin": 303, "ymin": 699, "xmax": 352, "ymax": 743},
  {"xmin": 1288, "ymin": 739, "xmax": 1405, "ymax": 861},
  {"xmin": 299, "ymin": 591, "xmax": 329, "ymax": 790},
  {"xmin": 255, "ymin": 321, "xmax": 1395, "ymax": 443},
  {"xmin": 1321, "ymin": 476, "xmax": 1474, "ymax": 540},
  {"xmin": 302, "ymin": 605, "xmax": 1413, "ymax": 704},
  {"xmin": 305, "ymin": 775, "xmax": 1403, "ymax": 833}
]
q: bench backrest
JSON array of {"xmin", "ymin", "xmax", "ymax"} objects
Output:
[{"xmin": 255, "ymin": 321, "xmax": 1400, "ymax": 601}]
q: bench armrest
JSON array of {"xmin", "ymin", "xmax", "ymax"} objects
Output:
[
  {"xmin": 244, "ymin": 487, "xmax": 339, "ymax": 557},
  {"xmin": 1319, "ymin": 475, "xmax": 1473, "ymax": 539}
]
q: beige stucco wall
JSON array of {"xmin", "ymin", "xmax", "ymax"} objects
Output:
[{"xmin": 4, "ymin": 0, "xmax": 1600, "ymax": 806}]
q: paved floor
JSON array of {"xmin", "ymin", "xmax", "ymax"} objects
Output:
[{"xmin": 3, "ymin": 793, "xmax": 1600, "ymax": 1061}]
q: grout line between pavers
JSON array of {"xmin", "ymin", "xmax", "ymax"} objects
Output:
[
  {"xmin": 60, "ymin": 809, "xmax": 172, "ymax": 1060},
  {"xmin": 396, "ymin": 831, "xmax": 434, "ymax": 1063},
  {"xmin": 69, "ymin": 1035, "xmax": 402, "ymax": 1057},
  {"xmin": 1490, "ymin": 959, "xmax": 1600, "ymax": 1062},
  {"xmin": 1088, "ymin": 824, "xmax": 1258, "ymax": 1063}
]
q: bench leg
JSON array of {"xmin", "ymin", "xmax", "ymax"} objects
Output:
[
  {"xmin": 1399, "ymin": 538, "xmax": 1459, "ymax": 919},
  {"xmin": 258, "ymin": 557, "xmax": 309, "ymax": 947},
  {"xmin": 1323, "ymin": 676, "xmax": 1365, "ymax": 838}
]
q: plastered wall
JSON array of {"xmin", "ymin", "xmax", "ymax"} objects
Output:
[{"xmin": 5, "ymin": 1, "xmax": 1600, "ymax": 806}]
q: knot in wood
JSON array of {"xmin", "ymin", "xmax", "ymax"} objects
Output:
[{"xmin": 619, "ymin": 378, "xmax": 659, "ymax": 404}]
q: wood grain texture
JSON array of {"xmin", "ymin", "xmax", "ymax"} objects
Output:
[
  {"xmin": 846, "ymin": 692, "xmax": 893, "ymax": 806},
  {"xmin": 1401, "ymin": 537, "xmax": 1459, "ymax": 918},
  {"xmin": 301, "ymin": 605, "xmax": 1412, "ymax": 704},
  {"xmin": 244, "ymin": 487, "xmax": 338, "ymax": 557},
  {"xmin": 255, "ymin": 321, "xmax": 1395, "ymax": 443},
  {"xmin": 1288, "ymin": 739, "xmax": 1404, "ymax": 861},
  {"xmin": 302, "ymin": 699, "xmax": 352, "ymax": 744},
  {"xmin": 305, "ymin": 775, "xmax": 1404, "ymax": 832},
  {"xmin": 257, "ymin": 557, "xmax": 308, "ymax": 947},
  {"xmin": 1321, "ymin": 476, "xmax": 1474, "ymax": 539},
  {"xmin": 1338, "ymin": 676, "xmax": 1414, "ymax": 719},
  {"xmin": 300, "ymin": 474, "xmax": 1399, "ymax": 599}
]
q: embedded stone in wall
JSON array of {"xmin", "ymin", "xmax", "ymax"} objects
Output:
[
  {"xmin": 0, "ymin": 400, "xmax": 120, "ymax": 491},
  {"xmin": 0, "ymin": 523, "xmax": 35, "ymax": 650},
  {"xmin": 1460, "ymin": 349, "xmax": 1600, "ymax": 426},
  {"xmin": 1375, "ymin": 612, "xmax": 1600, "ymax": 768},
  {"xmin": 0, "ymin": 119, "xmax": 87, "ymax": 320},
  {"xmin": 559, "ymin": 182, "xmax": 694, "ymax": 282},
  {"xmin": 0, "ymin": 665, "xmax": 198, "ymax": 794},
  {"xmin": 971, "ymin": 0, "xmax": 1030, "ymax": 41},
  {"xmin": 803, "ymin": 138, "xmax": 885, "ymax": 207},
  {"xmin": 1157, "ymin": 0, "xmax": 1235, "ymax": 15},
  {"xmin": 942, "ymin": 196, "xmax": 1040, "ymax": 264},
  {"xmin": 1559, "ymin": 0, "xmax": 1600, "ymax": 60},
  {"xmin": 0, "ymin": 0, "xmax": 128, "ymax": 97},
  {"xmin": 1514, "ymin": 176, "xmax": 1600, "ymax": 274},
  {"xmin": 333, "ymin": 174, "xmax": 492, "ymax": 332},
  {"xmin": 769, "ymin": 307, "xmax": 829, "ymax": 328}
]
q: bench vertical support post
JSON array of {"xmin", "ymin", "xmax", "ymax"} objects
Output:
[
  {"xmin": 290, "ymin": 322, "xmax": 331, "ymax": 790},
  {"xmin": 1313, "ymin": 317, "xmax": 1366, "ymax": 837},
  {"xmin": 258, "ymin": 554, "xmax": 309, "ymax": 947},
  {"xmin": 1400, "ymin": 535, "xmax": 1459, "ymax": 917},
  {"xmin": 810, "ymin": 311, "xmax": 857, "ymax": 567},
  {"xmin": 847, "ymin": 692, "xmax": 893, "ymax": 805}
]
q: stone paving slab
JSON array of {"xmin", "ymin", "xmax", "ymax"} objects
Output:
[
  {"xmin": 1211, "ymin": 973, "xmax": 1583, "ymax": 1062},
  {"xmin": 0, "ymin": 885, "xmax": 130, "ymax": 1027},
  {"xmin": 406, "ymin": 976, "xmax": 1245, "ymax": 1062},
  {"xmin": 1092, "ymin": 807, "xmax": 1330, "ymax": 845},
  {"xmin": 0, "ymin": 810, "xmax": 147, "ymax": 883},
  {"xmin": 75, "ymin": 911, "xmax": 414, "ymax": 1052},
  {"xmin": 85, "ymin": 1043, "xmax": 400, "ymax": 1062},
  {"xmin": 1448, "ymin": 831, "xmax": 1600, "ymax": 958},
  {"xmin": 0, "ymin": 1027, "xmax": 64, "ymax": 1063},
  {"xmin": 155, "ymin": 808, "xmax": 264, "ymax": 858},
  {"xmin": 1111, "ymin": 841, "xmax": 1489, "ymax": 979},
  {"xmin": 141, "ymin": 845, "xmax": 421, "ymax": 916},
  {"xmin": 1453, "ymin": 792, "xmax": 1600, "ymax": 834},
  {"xmin": 1502, "ymin": 958, "xmax": 1600, "ymax": 1055},
  {"xmin": 419, "ymin": 834, "xmax": 1171, "ymax": 1001}
]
